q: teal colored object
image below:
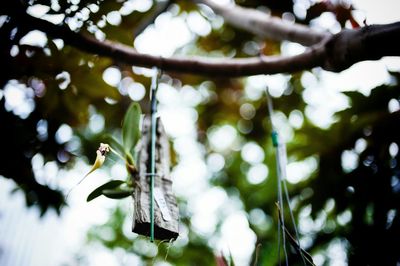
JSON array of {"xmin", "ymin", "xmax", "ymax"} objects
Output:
[
  {"xmin": 271, "ymin": 130, "xmax": 279, "ymax": 147},
  {"xmin": 149, "ymin": 68, "xmax": 159, "ymax": 242},
  {"xmin": 265, "ymin": 86, "xmax": 307, "ymax": 266}
]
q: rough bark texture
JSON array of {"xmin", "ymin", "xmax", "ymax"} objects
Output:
[
  {"xmin": 4, "ymin": 2, "xmax": 400, "ymax": 77},
  {"xmin": 196, "ymin": 0, "xmax": 330, "ymax": 46},
  {"xmin": 132, "ymin": 117, "xmax": 179, "ymax": 240},
  {"xmin": 323, "ymin": 23, "xmax": 400, "ymax": 71}
]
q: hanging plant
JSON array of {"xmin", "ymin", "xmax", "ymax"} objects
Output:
[
  {"xmin": 70, "ymin": 102, "xmax": 142, "ymax": 201},
  {"xmin": 69, "ymin": 72, "xmax": 179, "ymax": 242}
]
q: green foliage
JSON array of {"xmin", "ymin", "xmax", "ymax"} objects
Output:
[
  {"xmin": 102, "ymin": 188, "xmax": 133, "ymax": 199},
  {"xmin": 122, "ymin": 102, "xmax": 142, "ymax": 156},
  {"xmin": 87, "ymin": 180, "xmax": 126, "ymax": 202}
]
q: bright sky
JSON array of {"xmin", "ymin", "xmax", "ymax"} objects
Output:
[
  {"xmin": 1, "ymin": 1, "xmax": 400, "ymax": 266},
  {"xmin": 352, "ymin": 0, "xmax": 400, "ymax": 24}
]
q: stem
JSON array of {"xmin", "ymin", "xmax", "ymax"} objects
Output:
[{"xmin": 110, "ymin": 147, "xmax": 126, "ymax": 162}]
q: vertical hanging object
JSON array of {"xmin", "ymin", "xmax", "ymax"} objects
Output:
[
  {"xmin": 131, "ymin": 70, "xmax": 179, "ymax": 241},
  {"xmin": 265, "ymin": 87, "xmax": 309, "ymax": 266},
  {"xmin": 149, "ymin": 69, "xmax": 158, "ymax": 242},
  {"xmin": 132, "ymin": 118, "xmax": 179, "ymax": 240}
]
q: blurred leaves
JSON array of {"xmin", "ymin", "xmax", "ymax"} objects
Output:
[
  {"xmin": 0, "ymin": 99, "xmax": 66, "ymax": 215},
  {"xmin": 305, "ymin": 1, "xmax": 360, "ymax": 28}
]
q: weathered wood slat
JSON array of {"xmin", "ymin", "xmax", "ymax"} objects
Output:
[{"xmin": 132, "ymin": 117, "xmax": 179, "ymax": 240}]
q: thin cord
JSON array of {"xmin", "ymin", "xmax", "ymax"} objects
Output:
[
  {"xmin": 276, "ymin": 149, "xmax": 289, "ymax": 266},
  {"xmin": 165, "ymin": 238, "xmax": 174, "ymax": 261},
  {"xmin": 280, "ymin": 143, "xmax": 306, "ymax": 265},
  {"xmin": 266, "ymin": 87, "xmax": 288, "ymax": 266},
  {"xmin": 265, "ymin": 86, "xmax": 307, "ymax": 266},
  {"xmin": 277, "ymin": 197, "xmax": 282, "ymax": 266},
  {"xmin": 265, "ymin": 87, "xmax": 276, "ymax": 129},
  {"xmin": 151, "ymin": 239, "xmax": 169, "ymax": 264},
  {"xmin": 149, "ymin": 67, "xmax": 160, "ymax": 242},
  {"xmin": 283, "ymin": 176, "xmax": 307, "ymax": 265},
  {"xmin": 253, "ymin": 243, "xmax": 262, "ymax": 266}
]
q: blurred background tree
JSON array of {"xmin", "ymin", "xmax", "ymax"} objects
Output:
[{"xmin": 0, "ymin": 0, "xmax": 399, "ymax": 265}]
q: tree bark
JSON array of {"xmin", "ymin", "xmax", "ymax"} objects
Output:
[
  {"xmin": 196, "ymin": 0, "xmax": 330, "ymax": 46},
  {"xmin": 323, "ymin": 23, "xmax": 400, "ymax": 71},
  {"xmin": 132, "ymin": 117, "xmax": 179, "ymax": 241},
  {"xmin": 5, "ymin": 6, "xmax": 400, "ymax": 77}
]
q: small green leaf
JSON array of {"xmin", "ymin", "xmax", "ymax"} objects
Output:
[
  {"xmin": 102, "ymin": 188, "xmax": 133, "ymax": 199},
  {"xmin": 122, "ymin": 102, "xmax": 142, "ymax": 153},
  {"xmin": 86, "ymin": 180, "xmax": 125, "ymax": 202}
]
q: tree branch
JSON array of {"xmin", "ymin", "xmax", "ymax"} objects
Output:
[
  {"xmin": 195, "ymin": 0, "xmax": 330, "ymax": 46},
  {"xmin": 323, "ymin": 22, "xmax": 400, "ymax": 71},
  {"xmin": 12, "ymin": 10, "xmax": 325, "ymax": 76},
  {"xmin": 9, "ymin": 9, "xmax": 400, "ymax": 77}
]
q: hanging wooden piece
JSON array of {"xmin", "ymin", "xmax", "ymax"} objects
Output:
[{"xmin": 132, "ymin": 116, "xmax": 179, "ymax": 240}]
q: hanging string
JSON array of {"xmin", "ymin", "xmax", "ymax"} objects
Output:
[
  {"xmin": 278, "ymin": 138, "xmax": 308, "ymax": 265},
  {"xmin": 149, "ymin": 67, "xmax": 160, "ymax": 242},
  {"xmin": 282, "ymin": 173, "xmax": 308, "ymax": 265},
  {"xmin": 265, "ymin": 87, "xmax": 307, "ymax": 266},
  {"xmin": 164, "ymin": 238, "xmax": 174, "ymax": 261},
  {"xmin": 266, "ymin": 89, "xmax": 289, "ymax": 266},
  {"xmin": 151, "ymin": 238, "xmax": 169, "ymax": 264},
  {"xmin": 277, "ymin": 215, "xmax": 282, "ymax": 266}
]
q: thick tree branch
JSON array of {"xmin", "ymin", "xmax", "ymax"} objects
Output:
[
  {"xmin": 9, "ymin": 9, "xmax": 400, "ymax": 77},
  {"xmin": 196, "ymin": 0, "xmax": 330, "ymax": 46},
  {"xmin": 323, "ymin": 22, "xmax": 400, "ymax": 71},
  {"xmin": 11, "ymin": 11, "xmax": 326, "ymax": 76}
]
